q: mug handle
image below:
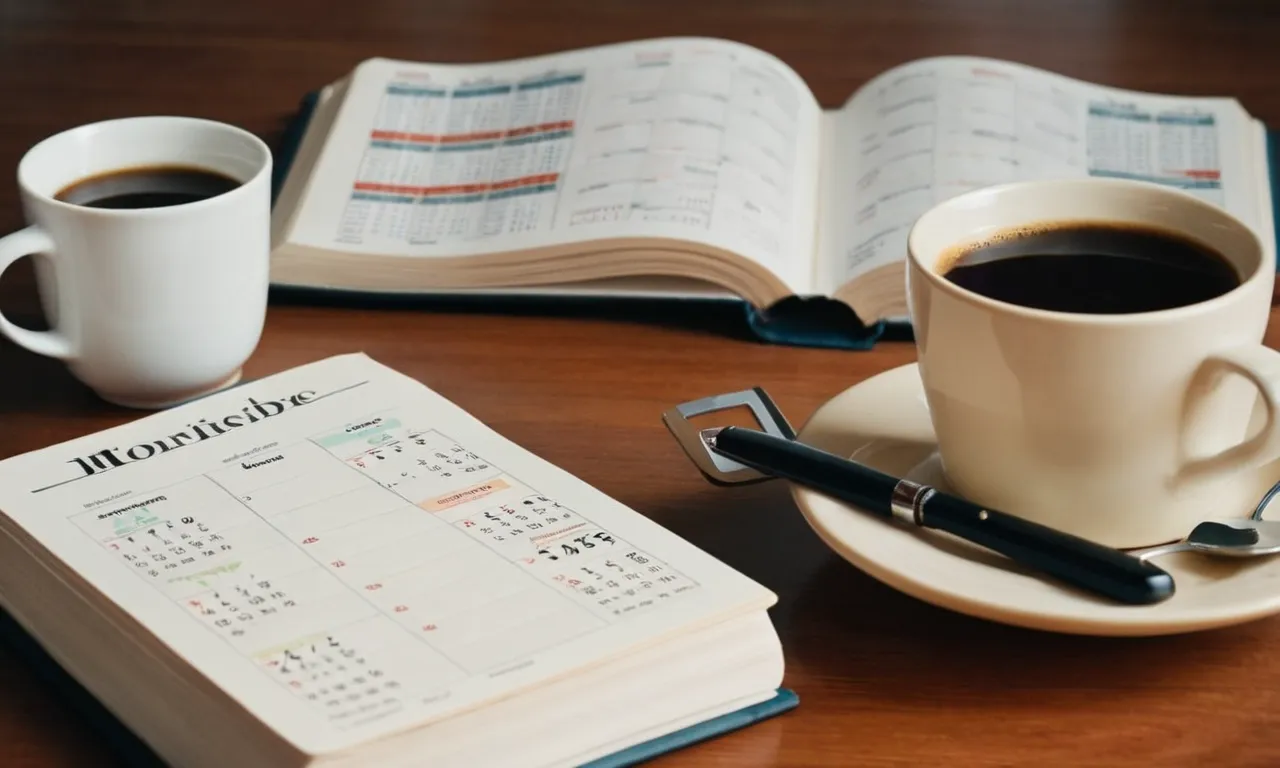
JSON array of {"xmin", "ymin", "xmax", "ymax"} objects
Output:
[
  {"xmin": 0, "ymin": 226, "xmax": 74, "ymax": 359},
  {"xmin": 1179, "ymin": 345, "xmax": 1280, "ymax": 481}
]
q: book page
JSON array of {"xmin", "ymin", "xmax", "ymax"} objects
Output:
[
  {"xmin": 287, "ymin": 38, "xmax": 822, "ymax": 293},
  {"xmin": 816, "ymin": 56, "xmax": 1262, "ymax": 293},
  {"xmin": 0, "ymin": 354, "xmax": 774, "ymax": 757}
]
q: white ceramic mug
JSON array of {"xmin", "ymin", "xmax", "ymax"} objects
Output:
[
  {"xmin": 906, "ymin": 178, "xmax": 1280, "ymax": 549},
  {"xmin": 0, "ymin": 116, "xmax": 271, "ymax": 409}
]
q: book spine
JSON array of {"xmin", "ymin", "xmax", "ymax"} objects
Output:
[
  {"xmin": 271, "ymin": 91, "xmax": 321, "ymax": 205},
  {"xmin": 0, "ymin": 609, "xmax": 166, "ymax": 767}
]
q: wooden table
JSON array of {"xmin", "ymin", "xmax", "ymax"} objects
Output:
[{"xmin": 1, "ymin": 1, "xmax": 1279, "ymax": 765}]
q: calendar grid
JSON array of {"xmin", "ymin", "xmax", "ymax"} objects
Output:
[
  {"xmin": 207, "ymin": 468, "xmax": 476, "ymax": 674},
  {"xmin": 70, "ymin": 405, "xmax": 700, "ymax": 729},
  {"xmin": 313, "ymin": 415, "xmax": 701, "ymax": 617},
  {"xmin": 301, "ymin": 430, "xmax": 600, "ymax": 622}
]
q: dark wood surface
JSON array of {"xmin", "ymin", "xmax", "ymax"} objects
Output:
[{"xmin": 1, "ymin": 1, "xmax": 1279, "ymax": 765}]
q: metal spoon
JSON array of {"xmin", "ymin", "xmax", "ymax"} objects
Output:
[{"xmin": 1133, "ymin": 479, "xmax": 1280, "ymax": 561}]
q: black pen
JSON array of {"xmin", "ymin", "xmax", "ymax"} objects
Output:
[{"xmin": 703, "ymin": 425, "xmax": 1175, "ymax": 606}]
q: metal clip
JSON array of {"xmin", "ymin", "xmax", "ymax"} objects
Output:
[{"xmin": 661, "ymin": 387, "xmax": 796, "ymax": 485}]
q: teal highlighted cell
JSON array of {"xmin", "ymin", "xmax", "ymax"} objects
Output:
[
  {"xmin": 1087, "ymin": 169, "xmax": 1222, "ymax": 189},
  {"xmin": 488, "ymin": 183, "xmax": 557, "ymax": 200},
  {"xmin": 387, "ymin": 85, "xmax": 447, "ymax": 97},
  {"xmin": 518, "ymin": 73, "xmax": 585, "ymax": 90},
  {"xmin": 316, "ymin": 418, "xmax": 404, "ymax": 448},
  {"xmin": 503, "ymin": 130, "xmax": 572, "ymax": 147},
  {"xmin": 1088, "ymin": 104, "xmax": 1152, "ymax": 122},
  {"xmin": 453, "ymin": 84, "xmax": 513, "ymax": 98},
  {"xmin": 1155, "ymin": 113, "xmax": 1216, "ymax": 126},
  {"xmin": 351, "ymin": 192, "xmax": 414, "ymax": 203}
]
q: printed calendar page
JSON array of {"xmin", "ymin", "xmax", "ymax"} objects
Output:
[
  {"xmin": 0, "ymin": 354, "xmax": 773, "ymax": 756},
  {"xmin": 818, "ymin": 56, "xmax": 1262, "ymax": 292},
  {"xmin": 289, "ymin": 37, "xmax": 823, "ymax": 294}
]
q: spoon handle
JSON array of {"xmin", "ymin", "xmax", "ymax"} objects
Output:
[{"xmin": 1132, "ymin": 541, "xmax": 1195, "ymax": 562}]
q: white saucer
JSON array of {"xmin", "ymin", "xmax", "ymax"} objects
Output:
[{"xmin": 791, "ymin": 363, "xmax": 1280, "ymax": 636}]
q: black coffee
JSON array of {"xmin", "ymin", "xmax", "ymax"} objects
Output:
[
  {"xmin": 55, "ymin": 165, "xmax": 240, "ymax": 209},
  {"xmin": 940, "ymin": 223, "xmax": 1241, "ymax": 314}
]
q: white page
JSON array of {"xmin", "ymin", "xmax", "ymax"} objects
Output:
[
  {"xmin": 0, "ymin": 354, "xmax": 774, "ymax": 758},
  {"xmin": 287, "ymin": 38, "xmax": 822, "ymax": 294},
  {"xmin": 816, "ymin": 56, "xmax": 1261, "ymax": 293}
]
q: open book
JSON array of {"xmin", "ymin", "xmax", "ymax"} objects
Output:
[
  {"xmin": 270, "ymin": 37, "xmax": 1278, "ymax": 348},
  {"xmin": 0, "ymin": 354, "xmax": 793, "ymax": 767}
]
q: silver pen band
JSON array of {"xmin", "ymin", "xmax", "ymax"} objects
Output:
[{"xmin": 890, "ymin": 479, "xmax": 933, "ymax": 526}]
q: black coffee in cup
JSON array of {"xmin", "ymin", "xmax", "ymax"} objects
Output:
[
  {"xmin": 938, "ymin": 222, "xmax": 1241, "ymax": 314},
  {"xmin": 55, "ymin": 165, "xmax": 240, "ymax": 210}
]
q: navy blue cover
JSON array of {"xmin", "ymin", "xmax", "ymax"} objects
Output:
[
  {"xmin": 580, "ymin": 688, "xmax": 799, "ymax": 768},
  {"xmin": 1269, "ymin": 128, "xmax": 1280, "ymax": 269}
]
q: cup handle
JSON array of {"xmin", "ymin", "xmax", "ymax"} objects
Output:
[
  {"xmin": 0, "ymin": 226, "xmax": 74, "ymax": 360},
  {"xmin": 1178, "ymin": 345, "xmax": 1280, "ymax": 482}
]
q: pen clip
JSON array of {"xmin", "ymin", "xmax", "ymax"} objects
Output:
[{"xmin": 661, "ymin": 387, "xmax": 796, "ymax": 485}]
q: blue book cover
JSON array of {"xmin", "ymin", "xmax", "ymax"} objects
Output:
[
  {"xmin": 0, "ymin": 607, "xmax": 797, "ymax": 766},
  {"xmin": 579, "ymin": 689, "xmax": 799, "ymax": 768},
  {"xmin": 1269, "ymin": 128, "xmax": 1280, "ymax": 264}
]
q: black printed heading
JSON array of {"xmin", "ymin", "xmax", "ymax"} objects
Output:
[{"xmin": 43, "ymin": 390, "xmax": 317, "ymax": 492}]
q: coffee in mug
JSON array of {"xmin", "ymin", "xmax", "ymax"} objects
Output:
[
  {"xmin": 55, "ymin": 165, "xmax": 242, "ymax": 210},
  {"xmin": 938, "ymin": 222, "xmax": 1241, "ymax": 314}
]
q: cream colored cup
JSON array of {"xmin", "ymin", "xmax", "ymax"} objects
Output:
[{"xmin": 906, "ymin": 178, "xmax": 1280, "ymax": 549}]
